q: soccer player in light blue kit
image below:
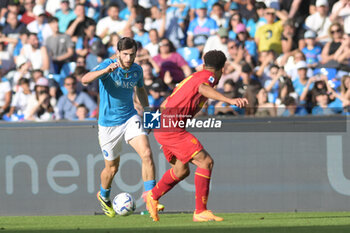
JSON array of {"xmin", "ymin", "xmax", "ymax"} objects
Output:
[{"xmin": 82, "ymin": 37, "xmax": 163, "ymax": 217}]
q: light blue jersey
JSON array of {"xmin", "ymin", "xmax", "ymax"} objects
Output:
[{"xmin": 92, "ymin": 58, "xmax": 144, "ymax": 127}]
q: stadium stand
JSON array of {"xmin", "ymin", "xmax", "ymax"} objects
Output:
[{"xmin": 0, "ymin": 0, "xmax": 349, "ymax": 121}]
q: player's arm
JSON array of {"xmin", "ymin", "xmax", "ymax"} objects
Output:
[
  {"xmin": 198, "ymin": 83, "xmax": 248, "ymax": 108},
  {"xmin": 81, "ymin": 62, "xmax": 118, "ymax": 85},
  {"xmin": 135, "ymin": 86, "xmax": 149, "ymax": 108}
]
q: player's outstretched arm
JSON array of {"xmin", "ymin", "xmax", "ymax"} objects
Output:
[
  {"xmin": 198, "ymin": 83, "xmax": 248, "ymax": 108},
  {"xmin": 81, "ymin": 63, "xmax": 119, "ymax": 85}
]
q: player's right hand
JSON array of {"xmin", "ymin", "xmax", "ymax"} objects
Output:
[
  {"xmin": 230, "ymin": 98, "xmax": 248, "ymax": 108},
  {"xmin": 106, "ymin": 62, "xmax": 119, "ymax": 73}
]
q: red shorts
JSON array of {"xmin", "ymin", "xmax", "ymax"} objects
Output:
[{"xmin": 154, "ymin": 130, "xmax": 203, "ymax": 164}]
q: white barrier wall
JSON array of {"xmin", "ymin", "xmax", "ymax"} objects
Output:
[{"xmin": 0, "ymin": 117, "xmax": 349, "ymax": 216}]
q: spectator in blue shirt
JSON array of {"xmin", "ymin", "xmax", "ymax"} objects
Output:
[
  {"xmin": 292, "ymin": 61, "xmax": 313, "ymax": 97},
  {"xmin": 281, "ymin": 96, "xmax": 308, "ymax": 116},
  {"xmin": 74, "ymin": 103, "xmax": 97, "ymax": 121},
  {"xmin": 75, "ymin": 20, "xmax": 104, "ymax": 69},
  {"xmin": 187, "ymin": 1, "xmax": 218, "ymax": 51},
  {"xmin": 227, "ymin": 13, "xmax": 243, "ymax": 40},
  {"xmin": 235, "ymin": 23, "xmax": 257, "ymax": 61},
  {"xmin": 302, "ymin": 30, "xmax": 322, "ymax": 69},
  {"xmin": 246, "ymin": 1, "xmax": 267, "ymax": 38},
  {"xmin": 133, "ymin": 16, "xmax": 150, "ymax": 48},
  {"xmin": 1, "ymin": 0, "xmax": 21, "ymax": 26},
  {"xmin": 264, "ymin": 64, "xmax": 281, "ymax": 103},
  {"xmin": 13, "ymin": 31, "xmax": 28, "ymax": 58},
  {"xmin": 55, "ymin": 0, "xmax": 76, "ymax": 33},
  {"xmin": 148, "ymin": 79, "xmax": 165, "ymax": 110},
  {"xmin": 57, "ymin": 76, "xmax": 97, "ymax": 120},
  {"xmin": 119, "ymin": 0, "xmax": 133, "ymax": 21},
  {"xmin": 107, "ymin": 32, "xmax": 120, "ymax": 57},
  {"xmin": 312, "ymin": 90, "xmax": 335, "ymax": 116}
]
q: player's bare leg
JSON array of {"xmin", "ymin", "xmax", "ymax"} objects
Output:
[
  {"xmin": 171, "ymin": 158, "xmax": 191, "ymax": 180},
  {"xmin": 129, "ymin": 134, "xmax": 155, "ymax": 181},
  {"xmin": 129, "ymin": 134, "xmax": 165, "ymax": 211},
  {"xmin": 191, "ymin": 150, "xmax": 223, "ymax": 222},
  {"xmin": 101, "ymin": 157, "xmax": 120, "ymax": 190},
  {"xmin": 97, "ymin": 157, "xmax": 120, "ymax": 218}
]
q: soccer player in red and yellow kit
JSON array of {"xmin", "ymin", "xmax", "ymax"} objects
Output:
[{"xmin": 146, "ymin": 50, "xmax": 248, "ymax": 222}]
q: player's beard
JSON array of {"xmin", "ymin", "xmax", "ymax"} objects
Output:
[{"xmin": 118, "ymin": 56, "xmax": 134, "ymax": 70}]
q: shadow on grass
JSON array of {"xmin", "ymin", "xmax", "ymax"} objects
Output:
[{"xmin": 3, "ymin": 225, "xmax": 350, "ymax": 233}]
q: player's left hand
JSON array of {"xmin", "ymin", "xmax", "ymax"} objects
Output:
[{"xmin": 230, "ymin": 98, "xmax": 249, "ymax": 108}]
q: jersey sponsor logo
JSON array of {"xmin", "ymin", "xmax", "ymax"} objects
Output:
[
  {"xmin": 208, "ymin": 76, "xmax": 215, "ymax": 84},
  {"xmin": 115, "ymin": 80, "xmax": 122, "ymax": 87},
  {"xmin": 103, "ymin": 150, "xmax": 109, "ymax": 158},
  {"xmin": 114, "ymin": 80, "xmax": 137, "ymax": 89}
]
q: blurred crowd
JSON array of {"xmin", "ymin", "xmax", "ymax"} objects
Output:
[{"xmin": 0, "ymin": 0, "xmax": 349, "ymax": 121}]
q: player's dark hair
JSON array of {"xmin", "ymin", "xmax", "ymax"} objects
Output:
[
  {"xmin": 203, "ymin": 50, "xmax": 227, "ymax": 71},
  {"xmin": 117, "ymin": 37, "xmax": 137, "ymax": 52}
]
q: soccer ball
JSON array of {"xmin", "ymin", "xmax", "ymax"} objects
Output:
[{"xmin": 112, "ymin": 192, "xmax": 136, "ymax": 216}]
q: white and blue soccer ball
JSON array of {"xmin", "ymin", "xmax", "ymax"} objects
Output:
[{"xmin": 112, "ymin": 192, "xmax": 136, "ymax": 216}]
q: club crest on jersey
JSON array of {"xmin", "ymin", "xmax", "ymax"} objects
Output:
[{"xmin": 208, "ymin": 76, "xmax": 215, "ymax": 84}]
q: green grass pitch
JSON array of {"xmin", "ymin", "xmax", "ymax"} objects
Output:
[{"xmin": 1, "ymin": 212, "xmax": 350, "ymax": 233}]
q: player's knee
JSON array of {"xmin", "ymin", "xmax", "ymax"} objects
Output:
[
  {"xmin": 140, "ymin": 148, "xmax": 153, "ymax": 163},
  {"xmin": 176, "ymin": 167, "xmax": 190, "ymax": 180},
  {"xmin": 182, "ymin": 168, "xmax": 190, "ymax": 179},
  {"xmin": 205, "ymin": 156, "xmax": 214, "ymax": 171}
]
